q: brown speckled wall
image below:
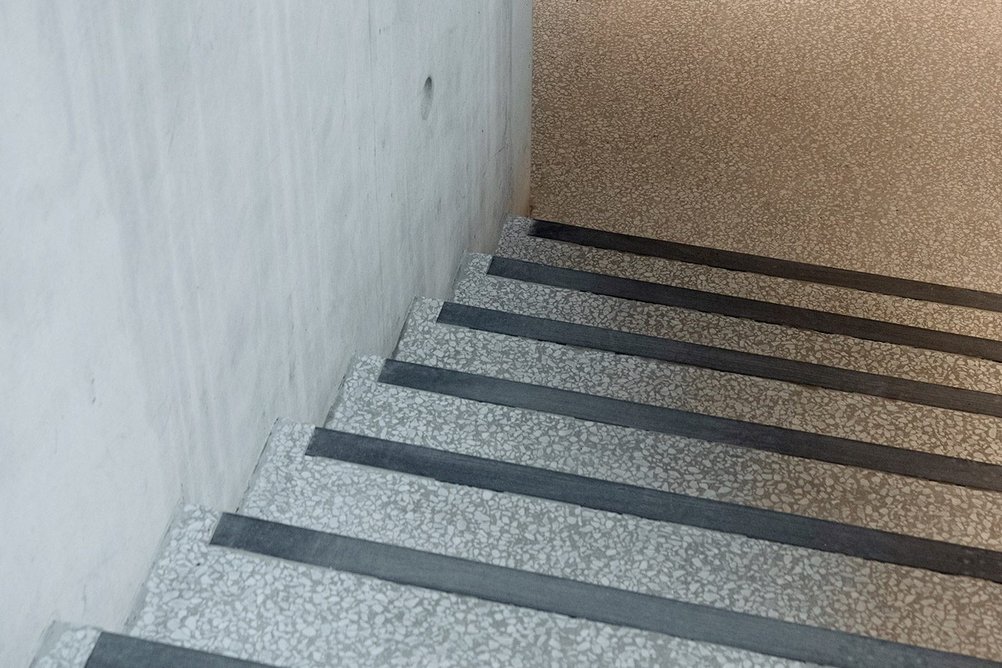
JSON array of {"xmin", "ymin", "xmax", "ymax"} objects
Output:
[{"xmin": 532, "ymin": 1, "xmax": 1002, "ymax": 290}]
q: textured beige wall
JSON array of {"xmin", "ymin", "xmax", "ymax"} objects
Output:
[{"xmin": 532, "ymin": 1, "xmax": 1002, "ymax": 290}]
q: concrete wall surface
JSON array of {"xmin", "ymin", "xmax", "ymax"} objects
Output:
[{"xmin": 0, "ymin": 1, "xmax": 531, "ymax": 664}]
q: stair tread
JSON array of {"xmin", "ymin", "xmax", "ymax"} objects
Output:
[
  {"xmin": 498, "ymin": 217, "xmax": 1002, "ymax": 341},
  {"xmin": 455, "ymin": 253, "xmax": 1002, "ymax": 396},
  {"xmin": 128, "ymin": 507, "xmax": 799, "ymax": 668},
  {"xmin": 240, "ymin": 421, "xmax": 1002, "ymax": 662},
  {"xmin": 217, "ymin": 511, "xmax": 999, "ymax": 668},
  {"xmin": 32, "ymin": 627, "xmax": 271, "ymax": 668},
  {"xmin": 528, "ymin": 218, "xmax": 1002, "ymax": 314},
  {"xmin": 437, "ymin": 300, "xmax": 1002, "ymax": 418},
  {"xmin": 489, "ymin": 255, "xmax": 1002, "ymax": 362},
  {"xmin": 395, "ymin": 299, "xmax": 1002, "ymax": 467},
  {"xmin": 329, "ymin": 357, "xmax": 1002, "ymax": 552},
  {"xmin": 32, "ymin": 627, "xmax": 100, "ymax": 668}
]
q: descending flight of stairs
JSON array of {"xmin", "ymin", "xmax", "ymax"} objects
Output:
[{"xmin": 34, "ymin": 217, "xmax": 1002, "ymax": 667}]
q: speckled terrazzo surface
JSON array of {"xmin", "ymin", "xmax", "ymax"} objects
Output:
[
  {"xmin": 496, "ymin": 218, "xmax": 1002, "ymax": 341},
  {"xmin": 456, "ymin": 252, "xmax": 1002, "ymax": 396},
  {"xmin": 532, "ymin": 1, "xmax": 1002, "ymax": 292},
  {"xmin": 242, "ymin": 419, "xmax": 1002, "ymax": 659},
  {"xmin": 126, "ymin": 506, "xmax": 803, "ymax": 667},
  {"xmin": 30, "ymin": 627, "xmax": 99, "ymax": 668},
  {"xmin": 394, "ymin": 298, "xmax": 1002, "ymax": 465},
  {"xmin": 332, "ymin": 356, "xmax": 1002, "ymax": 551}
]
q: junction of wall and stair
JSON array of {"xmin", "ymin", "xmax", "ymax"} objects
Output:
[
  {"xmin": 33, "ymin": 218, "xmax": 1002, "ymax": 666},
  {"xmin": 8, "ymin": 1, "xmax": 1002, "ymax": 666}
]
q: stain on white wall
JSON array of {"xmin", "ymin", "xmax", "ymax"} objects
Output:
[{"xmin": 0, "ymin": 1, "xmax": 531, "ymax": 664}]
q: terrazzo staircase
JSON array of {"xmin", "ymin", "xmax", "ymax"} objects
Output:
[{"xmin": 34, "ymin": 217, "xmax": 1002, "ymax": 667}]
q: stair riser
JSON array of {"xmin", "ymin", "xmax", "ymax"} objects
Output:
[
  {"xmin": 454, "ymin": 253, "xmax": 1002, "ymax": 396},
  {"xmin": 489, "ymin": 256, "xmax": 1002, "ymax": 362},
  {"xmin": 215, "ymin": 513, "xmax": 999, "ymax": 668},
  {"xmin": 238, "ymin": 421, "xmax": 1002, "ymax": 662},
  {"xmin": 497, "ymin": 217, "xmax": 1002, "ymax": 341},
  {"xmin": 129, "ymin": 508, "xmax": 795, "ymax": 668},
  {"xmin": 438, "ymin": 301, "xmax": 1002, "ymax": 419},
  {"xmin": 329, "ymin": 356, "xmax": 1002, "ymax": 552},
  {"xmin": 395, "ymin": 299, "xmax": 1002, "ymax": 467}
]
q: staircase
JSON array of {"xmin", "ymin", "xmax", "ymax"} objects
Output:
[{"xmin": 34, "ymin": 217, "xmax": 1002, "ymax": 667}]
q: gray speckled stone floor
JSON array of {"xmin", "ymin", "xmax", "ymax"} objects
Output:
[
  {"xmin": 330, "ymin": 356, "xmax": 1002, "ymax": 551},
  {"xmin": 394, "ymin": 298, "xmax": 1002, "ymax": 466},
  {"xmin": 124, "ymin": 506, "xmax": 803, "ymax": 668},
  {"xmin": 241, "ymin": 419, "xmax": 1002, "ymax": 660},
  {"xmin": 455, "ymin": 252, "xmax": 1002, "ymax": 396},
  {"xmin": 496, "ymin": 219, "xmax": 1002, "ymax": 342},
  {"xmin": 531, "ymin": 1, "xmax": 1002, "ymax": 292},
  {"xmin": 30, "ymin": 627, "xmax": 99, "ymax": 668}
]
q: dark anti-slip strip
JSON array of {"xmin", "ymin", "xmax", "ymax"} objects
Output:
[
  {"xmin": 436, "ymin": 302, "xmax": 1002, "ymax": 418},
  {"xmin": 378, "ymin": 359, "xmax": 1002, "ymax": 493},
  {"xmin": 85, "ymin": 633, "xmax": 272, "ymax": 668},
  {"xmin": 307, "ymin": 428, "xmax": 1002, "ymax": 584},
  {"xmin": 486, "ymin": 257, "xmax": 1002, "ymax": 363},
  {"xmin": 530, "ymin": 218, "xmax": 1002, "ymax": 313},
  {"xmin": 211, "ymin": 513, "xmax": 999, "ymax": 668}
]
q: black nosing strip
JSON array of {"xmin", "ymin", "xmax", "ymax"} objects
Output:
[
  {"xmin": 211, "ymin": 513, "xmax": 998, "ymax": 668},
  {"xmin": 85, "ymin": 633, "xmax": 272, "ymax": 668},
  {"xmin": 530, "ymin": 218, "xmax": 1002, "ymax": 313},
  {"xmin": 306, "ymin": 428, "xmax": 1002, "ymax": 585},
  {"xmin": 486, "ymin": 256, "xmax": 1002, "ymax": 363},
  {"xmin": 436, "ymin": 301, "xmax": 1002, "ymax": 419},
  {"xmin": 377, "ymin": 359, "xmax": 1002, "ymax": 494}
]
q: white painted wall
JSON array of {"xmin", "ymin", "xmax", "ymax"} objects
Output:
[{"xmin": 0, "ymin": 1, "xmax": 531, "ymax": 664}]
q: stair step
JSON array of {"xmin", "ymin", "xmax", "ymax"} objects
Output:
[
  {"xmin": 498, "ymin": 217, "xmax": 1002, "ymax": 341},
  {"xmin": 437, "ymin": 300, "xmax": 1002, "ymax": 418},
  {"xmin": 382, "ymin": 357, "xmax": 1002, "ymax": 492},
  {"xmin": 237, "ymin": 420, "xmax": 1002, "ymax": 665},
  {"xmin": 32, "ymin": 627, "xmax": 271, "ymax": 668},
  {"xmin": 31, "ymin": 627, "xmax": 99, "ymax": 668},
  {"xmin": 41, "ymin": 219, "xmax": 1002, "ymax": 667},
  {"xmin": 303, "ymin": 426, "xmax": 1002, "ymax": 583},
  {"xmin": 528, "ymin": 218, "xmax": 1002, "ymax": 313},
  {"xmin": 489, "ymin": 256, "xmax": 1002, "ymax": 362},
  {"xmin": 454, "ymin": 253, "xmax": 1002, "ymax": 396},
  {"xmin": 329, "ymin": 357, "xmax": 1002, "ymax": 552},
  {"xmin": 394, "ymin": 299, "xmax": 1002, "ymax": 469},
  {"xmin": 128, "ymin": 507, "xmax": 802, "ymax": 667}
]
